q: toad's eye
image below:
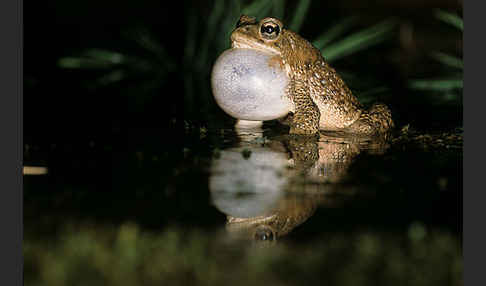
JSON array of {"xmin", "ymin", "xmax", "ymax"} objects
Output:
[{"xmin": 260, "ymin": 23, "xmax": 280, "ymax": 40}]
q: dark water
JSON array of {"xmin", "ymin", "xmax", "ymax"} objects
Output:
[
  {"xmin": 24, "ymin": 120, "xmax": 462, "ymax": 236},
  {"xmin": 23, "ymin": 120, "xmax": 462, "ymax": 285}
]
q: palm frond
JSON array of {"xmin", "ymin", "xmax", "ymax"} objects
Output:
[
  {"xmin": 288, "ymin": 0, "xmax": 312, "ymax": 32},
  {"xmin": 242, "ymin": 0, "xmax": 273, "ymax": 20},
  {"xmin": 271, "ymin": 0, "xmax": 286, "ymax": 19},
  {"xmin": 409, "ymin": 78, "xmax": 463, "ymax": 91},
  {"xmin": 321, "ymin": 19, "xmax": 397, "ymax": 62},
  {"xmin": 430, "ymin": 52, "xmax": 463, "ymax": 70},
  {"xmin": 434, "ymin": 9, "xmax": 463, "ymax": 31},
  {"xmin": 312, "ymin": 16, "xmax": 357, "ymax": 50}
]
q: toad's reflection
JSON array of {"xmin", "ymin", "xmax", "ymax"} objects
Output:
[{"xmin": 210, "ymin": 125, "xmax": 389, "ymax": 242}]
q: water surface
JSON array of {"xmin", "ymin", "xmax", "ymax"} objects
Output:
[{"xmin": 24, "ymin": 121, "xmax": 462, "ymax": 285}]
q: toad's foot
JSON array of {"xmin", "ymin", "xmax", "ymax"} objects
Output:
[{"xmin": 345, "ymin": 103, "xmax": 394, "ymax": 137}]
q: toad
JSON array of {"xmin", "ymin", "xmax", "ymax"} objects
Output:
[{"xmin": 230, "ymin": 15, "xmax": 394, "ymax": 136}]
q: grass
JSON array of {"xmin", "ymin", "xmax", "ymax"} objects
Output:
[{"xmin": 24, "ymin": 222, "xmax": 462, "ymax": 286}]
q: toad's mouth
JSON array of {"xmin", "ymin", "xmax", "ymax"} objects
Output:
[
  {"xmin": 231, "ymin": 39, "xmax": 280, "ymax": 56},
  {"xmin": 226, "ymin": 214, "xmax": 278, "ymax": 235},
  {"xmin": 226, "ymin": 214, "xmax": 277, "ymax": 228},
  {"xmin": 227, "ymin": 214, "xmax": 276, "ymax": 222}
]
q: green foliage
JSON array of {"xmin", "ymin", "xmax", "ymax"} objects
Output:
[
  {"xmin": 57, "ymin": 29, "xmax": 176, "ymax": 88},
  {"xmin": 408, "ymin": 9, "xmax": 463, "ymax": 101},
  {"xmin": 312, "ymin": 16, "xmax": 358, "ymax": 50},
  {"xmin": 57, "ymin": 1, "xmax": 462, "ymax": 117},
  {"xmin": 271, "ymin": 0, "xmax": 285, "ymax": 19},
  {"xmin": 288, "ymin": 0, "xmax": 312, "ymax": 32},
  {"xmin": 434, "ymin": 9, "xmax": 463, "ymax": 31},
  {"xmin": 430, "ymin": 51, "xmax": 463, "ymax": 70},
  {"xmin": 319, "ymin": 18, "xmax": 397, "ymax": 63},
  {"xmin": 409, "ymin": 78, "xmax": 463, "ymax": 91},
  {"xmin": 242, "ymin": 0, "xmax": 273, "ymax": 20}
]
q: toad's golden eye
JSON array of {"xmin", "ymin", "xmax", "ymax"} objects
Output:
[{"xmin": 260, "ymin": 23, "xmax": 280, "ymax": 40}]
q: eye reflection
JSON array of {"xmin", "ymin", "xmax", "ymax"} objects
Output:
[{"xmin": 254, "ymin": 226, "xmax": 275, "ymax": 241}]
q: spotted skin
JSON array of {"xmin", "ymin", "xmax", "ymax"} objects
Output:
[{"xmin": 230, "ymin": 15, "xmax": 394, "ymax": 136}]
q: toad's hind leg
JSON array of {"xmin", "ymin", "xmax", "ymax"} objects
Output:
[
  {"xmin": 346, "ymin": 103, "xmax": 394, "ymax": 136},
  {"xmin": 289, "ymin": 80, "xmax": 320, "ymax": 135}
]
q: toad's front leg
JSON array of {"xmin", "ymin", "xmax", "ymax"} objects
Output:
[{"xmin": 288, "ymin": 79, "xmax": 320, "ymax": 135}]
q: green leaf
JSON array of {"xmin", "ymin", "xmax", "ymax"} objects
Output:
[
  {"xmin": 430, "ymin": 51, "xmax": 463, "ymax": 70},
  {"xmin": 97, "ymin": 70, "xmax": 126, "ymax": 85},
  {"xmin": 312, "ymin": 17, "xmax": 357, "ymax": 50},
  {"xmin": 272, "ymin": 0, "xmax": 286, "ymax": 19},
  {"xmin": 288, "ymin": 0, "xmax": 312, "ymax": 32},
  {"xmin": 434, "ymin": 9, "xmax": 463, "ymax": 31},
  {"xmin": 58, "ymin": 57, "xmax": 114, "ymax": 69},
  {"xmin": 409, "ymin": 78, "xmax": 463, "ymax": 91},
  {"xmin": 84, "ymin": 49, "xmax": 124, "ymax": 64},
  {"xmin": 321, "ymin": 19, "xmax": 397, "ymax": 63},
  {"xmin": 242, "ymin": 0, "xmax": 273, "ymax": 20}
]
